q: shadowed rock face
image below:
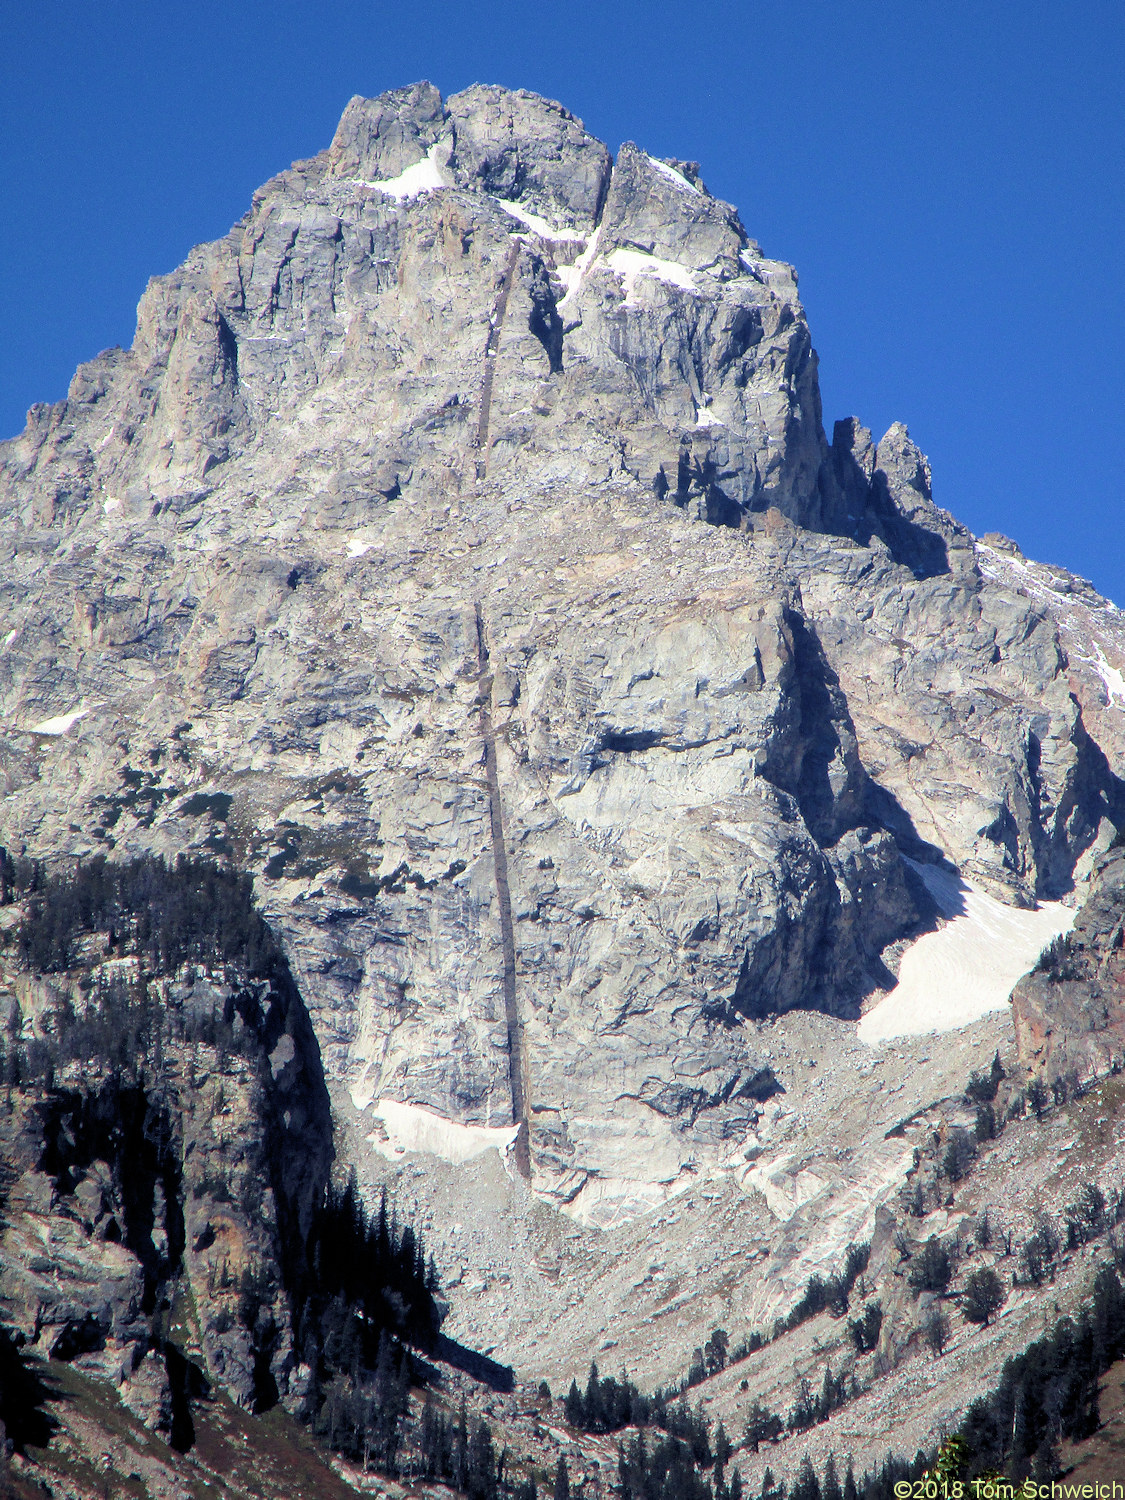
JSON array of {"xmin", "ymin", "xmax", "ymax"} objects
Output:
[
  {"xmin": 0, "ymin": 82, "xmax": 1123, "ymax": 1214},
  {"xmin": 0, "ymin": 947, "xmax": 334, "ymax": 1427}
]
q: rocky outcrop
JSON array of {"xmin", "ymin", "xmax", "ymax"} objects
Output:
[
  {"xmin": 830, "ymin": 418, "xmax": 974, "ymax": 579},
  {"xmin": 1011, "ymin": 843, "xmax": 1125, "ymax": 1079},
  {"xmin": 0, "ymin": 885, "xmax": 334, "ymax": 1436},
  {"xmin": 791, "ymin": 514, "xmax": 1124, "ymax": 903}
]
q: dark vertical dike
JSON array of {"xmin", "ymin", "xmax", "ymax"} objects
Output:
[
  {"xmin": 474, "ymin": 602, "xmax": 531, "ymax": 1177},
  {"xmin": 474, "ymin": 241, "xmax": 522, "ymax": 479},
  {"xmin": 468, "ymin": 229, "xmax": 532, "ymax": 1172}
]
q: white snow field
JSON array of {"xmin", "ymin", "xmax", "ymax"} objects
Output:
[
  {"xmin": 603, "ymin": 246, "xmax": 698, "ymax": 299},
  {"xmin": 367, "ymin": 143, "xmax": 448, "ymax": 200},
  {"xmin": 555, "ymin": 228, "xmax": 601, "ymax": 309},
  {"xmin": 858, "ymin": 859, "xmax": 1074, "ymax": 1044},
  {"xmin": 1087, "ymin": 642, "xmax": 1125, "ymax": 707},
  {"xmin": 29, "ymin": 706, "xmax": 88, "ymax": 736},
  {"xmin": 350, "ymin": 1085, "xmax": 521, "ymax": 1166},
  {"xmin": 644, "ymin": 153, "xmax": 702, "ymax": 195},
  {"xmin": 493, "ymin": 199, "xmax": 583, "ymax": 241}
]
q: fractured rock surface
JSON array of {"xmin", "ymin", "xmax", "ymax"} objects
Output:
[
  {"xmin": 1011, "ymin": 843, "xmax": 1125, "ymax": 1080},
  {"xmin": 2, "ymin": 85, "xmax": 1125, "ymax": 1403}
]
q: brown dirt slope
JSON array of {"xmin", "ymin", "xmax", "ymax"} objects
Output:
[{"xmin": 1061, "ymin": 1356, "xmax": 1125, "ymax": 1487}]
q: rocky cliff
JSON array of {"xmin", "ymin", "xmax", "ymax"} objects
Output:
[
  {"xmin": 1011, "ymin": 842, "xmax": 1125, "ymax": 1081},
  {"xmin": 4, "ymin": 81, "xmax": 1125, "ymax": 1490},
  {"xmin": 3, "ymin": 82, "xmax": 1121, "ymax": 1217},
  {"xmin": 0, "ymin": 858, "xmax": 335, "ymax": 1436}
]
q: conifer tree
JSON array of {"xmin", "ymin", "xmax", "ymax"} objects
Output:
[
  {"xmin": 822, "ymin": 1454, "xmax": 842, "ymax": 1500},
  {"xmin": 564, "ymin": 1379, "xmax": 583, "ymax": 1426},
  {"xmin": 553, "ymin": 1453, "xmax": 570, "ymax": 1500},
  {"xmin": 791, "ymin": 1454, "xmax": 820, "ymax": 1500},
  {"xmin": 584, "ymin": 1362, "xmax": 602, "ymax": 1431},
  {"xmin": 962, "ymin": 1267, "xmax": 1006, "ymax": 1326}
]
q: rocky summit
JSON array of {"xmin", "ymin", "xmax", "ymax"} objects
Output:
[{"xmin": 3, "ymin": 81, "xmax": 1125, "ymax": 1497}]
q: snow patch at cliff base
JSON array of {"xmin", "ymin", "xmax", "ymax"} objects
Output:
[
  {"xmin": 356, "ymin": 1094, "xmax": 521, "ymax": 1164},
  {"xmin": 859, "ymin": 861, "xmax": 1074, "ymax": 1044}
]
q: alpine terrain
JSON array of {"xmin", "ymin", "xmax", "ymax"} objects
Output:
[{"xmin": 3, "ymin": 82, "xmax": 1125, "ymax": 1497}]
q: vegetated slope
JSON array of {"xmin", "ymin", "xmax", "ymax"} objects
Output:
[{"xmin": 2, "ymin": 82, "xmax": 1125, "ymax": 1493}]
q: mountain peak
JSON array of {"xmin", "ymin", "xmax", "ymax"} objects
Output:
[{"xmin": 3, "ymin": 83, "xmax": 1125, "ymax": 1494}]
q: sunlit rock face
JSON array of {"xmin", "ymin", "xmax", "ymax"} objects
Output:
[
  {"xmin": 1011, "ymin": 844, "xmax": 1125, "ymax": 1081},
  {"xmin": 1, "ymin": 81, "xmax": 1123, "ymax": 1225}
]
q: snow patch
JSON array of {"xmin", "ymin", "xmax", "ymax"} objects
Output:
[
  {"xmin": 1, "ymin": 629, "xmax": 16, "ymax": 649},
  {"xmin": 359, "ymin": 1095, "xmax": 520, "ymax": 1165},
  {"xmin": 555, "ymin": 227, "xmax": 601, "ymax": 310},
  {"xmin": 346, "ymin": 538, "xmax": 374, "ymax": 558},
  {"xmin": 976, "ymin": 544, "xmax": 1078, "ymax": 608},
  {"xmin": 1086, "ymin": 644, "xmax": 1125, "ymax": 707},
  {"xmin": 365, "ymin": 143, "xmax": 449, "ymax": 200},
  {"xmin": 695, "ymin": 407, "xmax": 724, "ymax": 429},
  {"xmin": 976, "ymin": 545, "xmax": 1125, "ymax": 702},
  {"xmin": 493, "ymin": 199, "xmax": 584, "ymax": 241},
  {"xmin": 102, "ymin": 496, "xmax": 121, "ymax": 514},
  {"xmin": 858, "ymin": 860, "xmax": 1074, "ymax": 1044},
  {"xmin": 604, "ymin": 247, "xmax": 697, "ymax": 300},
  {"xmin": 645, "ymin": 154, "xmax": 702, "ymax": 196},
  {"xmin": 29, "ymin": 706, "xmax": 89, "ymax": 736},
  {"xmin": 977, "ymin": 543, "xmax": 1032, "ymax": 575}
]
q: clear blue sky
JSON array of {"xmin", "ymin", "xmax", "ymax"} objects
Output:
[{"xmin": 2, "ymin": 2, "xmax": 1122, "ymax": 598}]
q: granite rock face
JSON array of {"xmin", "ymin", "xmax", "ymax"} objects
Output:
[
  {"xmin": 1011, "ymin": 844, "xmax": 1125, "ymax": 1080},
  {"xmin": 1, "ymin": 82, "xmax": 1123, "ymax": 1226}
]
